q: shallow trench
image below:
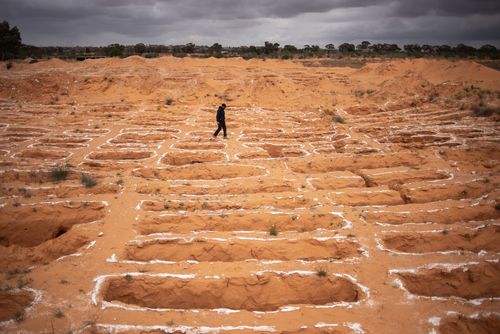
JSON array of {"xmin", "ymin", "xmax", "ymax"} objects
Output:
[
  {"xmin": 124, "ymin": 237, "xmax": 362, "ymax": 262},
  {"xmin": 138, "ymin": 212, "xmax": 345, "ymax": 234},
  {"xmin": 87, "ymin": 150, "xmax": 154, "ymax": 161},
  {"xmin": 102, "ymin": 272, "xmax": 363, "ymax": 311},
  {"xmin": 0, "ymin": 289, "xmax": 35, "ymax": 322},
  {"xmin": 381, "ymin": 225, "xmax": 500, "ymax": 253},
  {"xmin": 133, "ymin": 164, "xmax": 265, "ymax": 180},
  {"xmin": 438, "ymin": 314, "xmax": 500, "ymax": 334},
  {"xmin": 0, "ymin": 202, "xmax": 106, "ymax": 247},
  {"xmin": 396, "ymin": 262, "xmax": 500, "ymax": 299},
  {"xmin": 160, "ymin": 151, "xmax": 226, "ymax": 165}
]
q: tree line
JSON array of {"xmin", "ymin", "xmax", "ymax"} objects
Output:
[{"xmin": 1, "ymin": 21, "xmax": 499, "ymax": 61}]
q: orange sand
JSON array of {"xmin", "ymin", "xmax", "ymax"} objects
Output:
[{"xmin": 0, "ymin": 56, "xmax": 499, "ymax": 333}]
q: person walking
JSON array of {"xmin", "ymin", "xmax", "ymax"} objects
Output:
[{"xmin": 213, "ymin": 103, "xmax": 227, "ymax": 138}]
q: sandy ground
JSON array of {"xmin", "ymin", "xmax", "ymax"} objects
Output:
[{"xmin": 0, "ymin": 56, "xmax": 499, "ymax": 334}]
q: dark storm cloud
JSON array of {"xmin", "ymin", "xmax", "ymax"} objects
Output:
[
  {"xmin": 2, "ymin": 0, "xmax": 500, "ymax": 46},
  {"xmin": 393, "ymin": 0, "xmax": 500, "ymax": 17}
]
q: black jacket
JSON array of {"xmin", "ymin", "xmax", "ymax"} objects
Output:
[{"xmin": 216, "ymin": 106, "xmax": 225, "ymax": 122}]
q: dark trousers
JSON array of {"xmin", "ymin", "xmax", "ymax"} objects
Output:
[{"xmin": 213, "ymin": 121, "xmax": 226, "ymax": 137}]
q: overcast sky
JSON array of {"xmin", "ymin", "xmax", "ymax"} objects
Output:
[{"xmin": 3, "ymin": 0, "xmax": 500, "ymax": 47}]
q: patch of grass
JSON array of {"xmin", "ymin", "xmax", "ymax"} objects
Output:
[
  {"xmin": 316, "ymin": 268, "xmax": 328, "ymax": 277},
  {"xmin": 291, "ymin": 215, "xmax": 299, "ymax": 221},
  {"xmin": 80, "ymin": 174, "xmax": 97, "ymax": 188},
  {"xmin": 14, "ymin": 312, "xmax": 25, "ymax": 322},
  {"xmin": 269, "ymin": 224, "xmax": 278, "ymax": 236},
  {"xmin": 51, "ymin": 165, "xmax": 70, "ymax": 181},
  {"xmin": 441, "ymin": 229, "xmax": 449, "ymax": 235},
  {"xmin": 332, "ymin": 115, "xmax": 345, "ymax": 124},
  {"xmin": 428, "ymin": 91, "xmax": 439, "ymax": 102},
  {"xmin": 346, "ymin": 234, "xmax": 355, "ymax": 238},
  {"xmin": 366, "ymin": 89, "xmax": 375, "ymax": 94},
  {"xmin": 6, "ymin": 268, "xmax": 32, "ymax": 280},
  {"xmin": 116, "ymin": 179, "xmax": 124, "ymax": 186},
  {"xmin": 0, "ymin": 285, "xmax": 13, "ymax": 291},
  {"xmin": 59, "ymin": 279, "xmax": 69, "ymax": 284},
  {"xmin": 166, "ymin": 320, "xmax": 175, "ymax": 326},
  {"xmin": 495, "ymin": 203, "xmax": 500, "ymax": 211},
  {"xmin": 17, "ymin": 277, "xmax": 32, "ymax": 289},
  {"xmin": 472, "ymin": 104, "xmax": 500, "ymax": 117},
  {"xmin": 165, "ymin": 98, "xmax": 173, "ymax": 106},
  {"xmin": 463, "ymin": 233, "xmax": 472, "ymax": 239},
  {"xmin": 124, "ymin": 274, "xmax": 133, "ymax": 282},
  {"xmin": 54, "ymin": 310, "xmax": 65, "ymax": 318},
  {"xmin": 354, "ymin": 90, "xmax": 365, "ymax": 98},
  {"xmin": 13, "ymin": 202, "xmax": 20, "ymax": 207},
  {"xmin": 163, "ymin": 202, "xmax": 169, "ymax": 209}
]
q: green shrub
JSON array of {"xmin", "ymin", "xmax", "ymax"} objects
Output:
[
  {"xmin": 472, "ymin": 104, "xmax": 500, "ymax": 117},
  {"xmin": 354, "ymin": 90, "xmax": 365, "ymax": 98},
  {"xmin": 332, "ymin": 115, "xmax": 345, "ymax": 124},
  {"xmin": 316, "ymin": 268, "xmax": 327, "ymax": 277},
  {"xmin": 50, "ymin": 165, "xmax": 70, "ymax": 181},
  {"xmin": 80, "ymin": 174, "xmax": 97, "ymax": 188},
  {"xmin": 53, "ymin": 310, "xmax": 65, "ymax": 318},
  {"xmin": 269, "ymin": 224, "xmax": 278, "ymax": 236}
]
